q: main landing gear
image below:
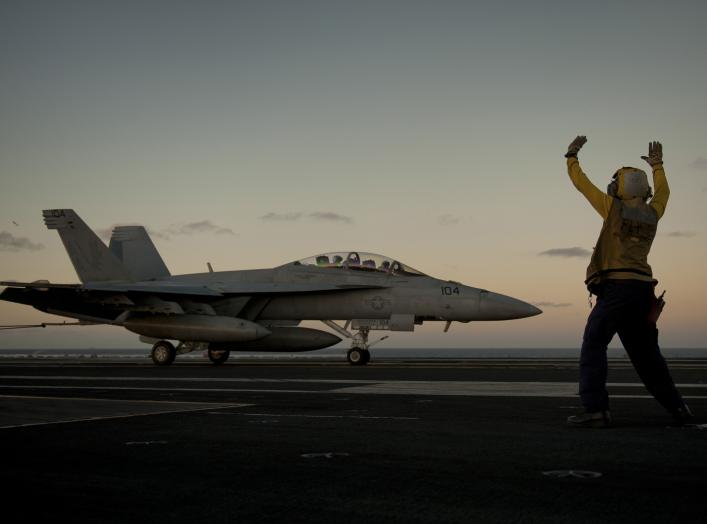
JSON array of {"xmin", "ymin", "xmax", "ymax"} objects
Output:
[
  {"xmin": 151, "ymin": 340, "xmax": 227, "ymax": 366},
  {"xmin": 151, "ymin": 340, "xmax": 176, "ymax": 366},
  {"xmin": 207, "ymin": 348, "xmax": 230, "ymax": 365}
]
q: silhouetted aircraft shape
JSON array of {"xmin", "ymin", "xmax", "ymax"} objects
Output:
[{"xmin": 1, "ymin": 210, "xmax": 541, "ymax": 365}]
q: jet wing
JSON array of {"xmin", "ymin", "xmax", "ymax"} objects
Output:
[
  {"xmin": 1, "ymin": 281, "xmax": 81, "ymax": 290},
  {"xmin": 82, "ymin": 281, "xmax": 388, "ymax": 296},
  {"xmin": 2, "ymin": 280, "xmax": 387, "ymax": 296},
  {"xmin": 214, "ymin": 282, "xmax": 388, "ymax": 295},
  {"xmin": 83, "ymin": 282, "xmax": 223, "ymax": 296},
  {"xmin": 1, "ymin": 279, "xmax": 390, "ymax": 324}
]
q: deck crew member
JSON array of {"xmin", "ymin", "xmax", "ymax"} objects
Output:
[{"xmin": 564, "ymin": 136, "xmax": 692, "ymax": 428}]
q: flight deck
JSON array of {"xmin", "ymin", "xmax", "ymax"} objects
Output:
[{"xmin": 1, "ymin": 357, "xmax": 705, "ymax": 523}]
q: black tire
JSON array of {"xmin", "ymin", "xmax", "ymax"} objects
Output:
[
  {"xmin": 151, "ymin": 341, "xmax": 176, "ymax": 366},
  {"xmin": 362, "ymin": 350, "xmax": 371, "ymax": 365},
  {"xmin": 208, "ymin": 349, "xmax": 230, "ymax": 365},
  {"xmin": 347, "ymin": 348, "xmax": 368, "ymax": 366}
]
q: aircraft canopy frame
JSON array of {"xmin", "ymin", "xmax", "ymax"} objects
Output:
[{"xmin": 291, "ymin": 252, "xmax": 426, "ymax": 277}]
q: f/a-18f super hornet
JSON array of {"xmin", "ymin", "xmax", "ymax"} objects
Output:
[{"xmin": 1, "ymin": 209, "xmax": 542, "ymax": 366}]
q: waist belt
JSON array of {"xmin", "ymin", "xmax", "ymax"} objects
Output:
[{"xmin": 585, "ymin": 268, "xmax": 652, "ymax": 285}]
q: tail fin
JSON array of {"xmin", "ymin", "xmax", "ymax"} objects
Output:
[
  {"xmin": 109, "ymin": 226, "xmax": 171, "ymax": 281},
  {"xmin": 43, "ymin": 209, "xmax": 133, "ymax": 283}
]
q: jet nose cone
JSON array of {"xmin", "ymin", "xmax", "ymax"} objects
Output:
[
  {"xmin": 525, "ymin": 303, "xmax": 543, "ymax": 318},
  {"xmin": 480, "ymin": 292, "xmax": 543, "ymax": 320}
]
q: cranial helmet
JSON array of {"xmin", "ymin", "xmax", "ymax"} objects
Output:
[{"xmin": 607, "ymin": 167, "xmax": 652, "ymax": 200}]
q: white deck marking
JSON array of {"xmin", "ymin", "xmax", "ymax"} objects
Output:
[
  {"xmin": 1, "ymin": 377, "xmax": 706, "ymax": 399},
  {"xmin": 0, "ymin": 393, "xmax": 246, "ymax": 405},
  {"xmin": 333, "ymin": 381, "xmax": 579, "ymax": 396},
  {"xmin": 213, "ymin": 412, "xmax": 418, "ymax": 421},
  {"xmin": 0, "ymin": 375, "xmax": 385, "ymax": 384},
  {"xmin": 332, "ymin": 381, "xmax": 707, "ymax": 398},
  {"xmin": 1, "ymin": 375, "xmax": 706, "ymax": 388},
  {"xmin": 0, "ymin": 395, "xmax": 250, "ymax": 430},
  {"xmin": 0, "ymin": 385, "xmax": 318, "ymax": 394}
]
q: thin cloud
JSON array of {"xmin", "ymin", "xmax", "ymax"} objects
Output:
[
  {"xmin": 259, "ymin": 211, "xmax": 353, "ymax": 224},
  {"xmin": 259, "ymin": 212, "xmax": 304, "ymax": 222},
  {"xmin": 145, "ymin": 228, "xmax": 170, "ymax": 240},
  {"xmin": 690, "ymin": 157, "xmax": 707, "ymax": 170},
  {"xmin": 538, "ymin": 247, "xmax": 592, "ymax": 258},
  {"xmin": 437, "ymin": 214, "xmax": 460, "ymax": 226},
  {"xmin": 97, "ymin": 225, "xmax": 170, "ymax": 241},
  {"xmin": 534, "ymin": 301, "xmax": 572, "ymax": 308},
  {"xmin": 175, "ymin": 220, "xmax": 235, "ymax": 236},
  {"xmin": 0, "ymin": 231, "xmax": 44, "ymax": 251},
  {"xmin": 308, "ymin": 211, "xmax": 353, "ymax": 224},
  {"xmin": 666, "ymin": 231, "xmax": 697, "ymax": 238},
  {"xmin": 96, "ymin": 227, "xmax": 114, "ymax": 241}
]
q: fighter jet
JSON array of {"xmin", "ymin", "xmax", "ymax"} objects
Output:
[{"xmin": 1, "ymin": 209, "xmax": 541, "ymax": 366}]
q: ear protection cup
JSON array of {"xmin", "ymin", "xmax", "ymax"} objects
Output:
[{"xmin": 607, "ymin": 172, "xmax": 619, "ymax": 197}]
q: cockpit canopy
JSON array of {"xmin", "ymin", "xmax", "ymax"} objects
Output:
[{"xmin": 292, "ymin": 252, "xmax": 426, "ymax": 277}]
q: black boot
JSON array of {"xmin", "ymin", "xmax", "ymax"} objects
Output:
[
  {"xmin": 567, "ymin": 411, "xmax": 612, "ymax": 428},
  {"xmin": 670, "ymin": 405, "xmax": 694, "ymax": 426}
]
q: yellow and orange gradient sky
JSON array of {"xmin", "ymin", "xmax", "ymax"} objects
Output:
[{"xmin": 1, "ymin": 1, "xmax": 706, "ymax": 349}]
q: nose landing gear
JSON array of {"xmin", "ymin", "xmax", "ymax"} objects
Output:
[
  {"xmin": 347, "ymin": 346, "xmax": 371, "ymax": 365},
  {"xmin": 322, "ymin": 321, "xmax": 388, "ymax": 366},
  {"xmin": 347, "ymin": 329, "xmax": 371, "ymax": 366}
]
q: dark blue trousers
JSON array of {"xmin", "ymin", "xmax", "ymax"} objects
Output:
[{"xmin": 580, "ymin": 280, "xmax": 684, "ymax": 413}]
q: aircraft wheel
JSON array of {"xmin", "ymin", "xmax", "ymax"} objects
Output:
[
  {"xmin": 151, "ymin": 341, "xmax": 176, "ymax": 366},
  {"xmin": 347, "ymin": 348, "xmax": 369, "ymax": 366},
  {"xmin": 208, "ymin": 349, "xmax": 230, "ymax": 365}
]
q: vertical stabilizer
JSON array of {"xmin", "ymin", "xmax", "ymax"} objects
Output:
[
  {"xmin": 43, "ymin": 209, "xmax": 133, "ymax": 283},
  {"xmin": 109, "ymin": 226, "xmax": 171, "ymax": 281}
]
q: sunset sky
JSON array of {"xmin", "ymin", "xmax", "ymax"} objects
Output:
[{"xmin": 1, "ymin": 1, "xmax": 706, "ymax": 350}]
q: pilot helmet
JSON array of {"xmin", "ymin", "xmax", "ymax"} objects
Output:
[{"xmin": 607, "ymin": 167, "xmax": 652, "ymax": 201}]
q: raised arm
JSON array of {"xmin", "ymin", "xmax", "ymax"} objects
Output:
[
  {"xmin": 642, "ymin": 141, "xmax": 670, "ymax": 219},
  {"xmin": 565, "ymin": 136, "xmax": 613, "ymax": 220}
]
